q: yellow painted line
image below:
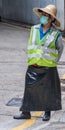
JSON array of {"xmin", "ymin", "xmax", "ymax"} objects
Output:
[
  {"xmin": 61, "ymin": 74, "xmax": 65, "ymax": 87},
  {"xmin": 61, "ymin": 82, "xmax": 65, "ymax": 87},
  {"xmin": 61, "ymin": 74, "xmax": 65, "ymax": 79},
  {"xmin": 32, "ymin": 111, "xmax": 43, "ymax": 117},
  {"xmin": 12, "ymin": 119, "xmax": 35, "ymax": 130},
  {"xmin": 12, "ymin": 112, "xmax": 42, "ymax": 130},
  {"xmin": 61, "ymin": 74, "xmax": 65, "ymax": 86}
]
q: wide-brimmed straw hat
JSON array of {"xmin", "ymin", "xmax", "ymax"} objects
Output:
[{"xmin": 33, "ymin": 4, "xmax": 60, "ymax": 27}]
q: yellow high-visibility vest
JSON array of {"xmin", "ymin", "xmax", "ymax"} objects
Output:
[{"xmin": 27, "ymin": 24, "xmax": 61, "ymax": 67}]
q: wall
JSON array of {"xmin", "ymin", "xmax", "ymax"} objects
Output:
[
  {"xmin": 0, "ymin": 0, "xmax": 2, "ymax": 16},
  {"xmin": 1, "ymin": 0, "xmax": 55, "ymax": 25},
  {"xmin": 0, "ymin": 0, "xmax": 65, "ymax": 30},
  {"xmin": 56, "ymin": 0, "xmax": 64, "ymax": 30}
]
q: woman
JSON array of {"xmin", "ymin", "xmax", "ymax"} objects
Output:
[{"xmin": 13, "ymin": 4, "xmax": 63, "ymax": 121}]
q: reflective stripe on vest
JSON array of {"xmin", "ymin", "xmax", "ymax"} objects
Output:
[
  {"xmin": 28, "ymin": 53, "xmax": 57, "ymax": 61},
  {"xmin": 28, "ymin": 46, "xmax": 58, "ymax": 61},
  {"xmin": 32, "ymin": 27, "xmax": 37, "ymax": 45}
]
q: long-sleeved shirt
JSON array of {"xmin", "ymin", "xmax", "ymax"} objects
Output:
[{"xmin": 39, "ymin": 25, "xmax": 64, "ymax": 62}]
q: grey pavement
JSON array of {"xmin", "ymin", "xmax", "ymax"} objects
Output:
[{"xmin": 0, "ymin": 22, "xmax": 65, "ymax": 130}]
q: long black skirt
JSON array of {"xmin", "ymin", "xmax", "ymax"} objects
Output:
[{"xmin": 20, "ymin": 65, "xmax": 62, "ymax": 111}]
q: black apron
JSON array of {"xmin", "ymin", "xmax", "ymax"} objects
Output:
[{"xmin": 20, "ymin": 65, "xmax": 62, "ymax": 111}]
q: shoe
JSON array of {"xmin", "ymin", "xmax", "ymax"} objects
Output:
[
  {"xmin": 42, "ymin": 111, "xmax": 51, "ymax": 121},
  {"xmin": 13, "ymin": 112, "xmax": 31, "ymax": 119}
]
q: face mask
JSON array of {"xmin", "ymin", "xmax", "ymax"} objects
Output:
[{"xmin": 40, "ymin": 15, "xmax": 48, "ymax": 25}]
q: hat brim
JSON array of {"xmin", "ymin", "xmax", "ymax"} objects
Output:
[{"xmin": 33, "ymin": 7, "xmax": 60, "ymax": 27}]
